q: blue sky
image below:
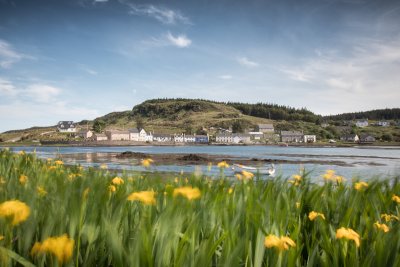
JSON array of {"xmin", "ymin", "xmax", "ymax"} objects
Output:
[{"xmin": 1, "ymin": 0, "xmax": 400, "ymax": 132}]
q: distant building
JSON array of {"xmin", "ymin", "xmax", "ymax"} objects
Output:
[
  {"xmin": 376, "ymin": 121, "xmax": 390, "ymax": 127},
  {"xmin": 105, "ymin": 130, "xmax": 130, "ymax": 141},
  {"xmin": 145, "ymin": 132, "xmax": 153, "ymax": 142},
  {"xmin": 77, "ymin": 130, "xmax": 93, "ymax": 139},
  {"xmin": 184, "ymin": 135, "xmax": 196, "ymax": 143},
  {"xmin": 321, "ymin": 123, "xmax": 329, "ymax": 128},
  {"xmin": 281, "ymin": 131, "xmax": 303, "ymax": 143},
  {"xmin": 232, "ymin": 134, "xmax": 251, "ymax": 144},
  {"xmin": 153, "ymin": 134, "xmax": 172, "ymax": 142},
  {"xmin": 303, "ymin": 135, "xmax": 317, "ymax": 143},
  {"xmin": 129, "ymin": 128, "xmax": 147, "ymax": 141},
  {"xmin": 340, "ymin": 134, "xmax": 359, "ymax": 142},
  {"xmin": 216, "ymin": 134, "xmax": 233, "ymax": 143},
  {"xmin": 174, "ymin": 134, "xmax": 184, "ymax": 143},
  {"xmin": 57, "ymin": 121, "xmax": 77, "ymax": 133},
  {"xmin": 355, "ymin": 120, "xmax": 368, "ymax": 128},
  {"xmin": 195, "ymin": 135, "xmax": 209, "ymax": 143},
  {"xmin": 257, "ymin": 124, "xmax": 274, "ymax": 133},
  {"xmin": 249, "ymin": 132, "xmax": 264, "ymax": 140},
  {"xmin": 360, "ymin": 134, "xmax": 375, "ymax": 143},
  {"xmin": 93, "ymin": 133, "xmax": 107, "ymax": 141}
]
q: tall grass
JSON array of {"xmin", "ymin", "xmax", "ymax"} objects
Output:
[{"xmin": 0, "ymin": 149, "xmax": 399, "ymax": 266}]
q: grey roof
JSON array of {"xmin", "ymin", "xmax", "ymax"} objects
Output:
[
  {"xmin": 153, "ymin": 133, "xmax": 172, "ymax": 138},
  {"xmin": 258, "ymin": 124, "xmax": 274, "ymax": 129},
  {"xmin": 106, "ymin": 130, "xmax": 130, "ymax": 134},
  {"xmin": 94, "ymin": 133, "xmax": 107, "ymax": 137},
  {"xmin": 57, "ymin": 121, "xmax": 75, "ymax": 129},
  {"xmin": 129, "ymin": 128, "xmax": 139, "ymax": 133},
  {"xmin": 281, "ymin": 131, "xmax": 303, "ymax": 136}
]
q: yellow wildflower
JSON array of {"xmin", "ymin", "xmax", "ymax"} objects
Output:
[
  {"xmin": 112, "ymin": 177, "xmax": 124, "ymax": 185},
  {"xmin": 141, "ymin": 158, "xmax": 154, "ymax": 168},
  {"xmin": 354, "ymin": 181, "xmax": 368, "ymax": 191},
  {"xmin": 174, "ymin": 177, "xmax": 179, "ymax": 183},
  {"xmin": 335, "ymin": 175, "xmax": 346, "ymax": 184},
  {"xmin": 336, "ymin": 227, "xmax": 360, "ymax": 247},
  {"xmin": 217, "ymin": 161, "xmax": 229, "ymax": 168},
  {"xmin": 392, "ymin": 194, "xmax": 400, "ymax": 204},
  {"xmin": 127, "ymin": 191, "xmax": 156, "ymax": 205},
  {"xmin": 308, "ymin": 211, "xmax": 325, "ymax": 221},
  {"xmin": 19, "ymin": 174, "xmax": 28, "ymax": 185},
  {"xmin": 293, "ymin": 174, "xmax": 302, "ymax": 181},
  {"xmin": 185, "ymin": 178, "xmax": 189, "ymax": 184},
  {"xmin": 48, "ymin": 166, "xmax": 57, "ymax": 171},
  {"xmin": 381, "ymin": 214, "xmax": 399, "ymax": 222},
  {"xmin": 0, "ymin": 177, "xmax": 5, "ymax": 184},
  {"xmin": 68, "ymin": 173, "xmax": 76, "ymax": 181},
  {"xmin": 228, "ymin": 187, "xmax": 234, "ymax": 194},
  {"xmin": 173, "ymin": 186, "xmax": 201, "ymax": 200},
  {"xmin": 0, "ymin": 235, "xmax": 4, "ymax": 241},
  {"xmin": 0, "ymin": 200, "xmax": 30, "ymax": 226},
  {"xmin": 47, "ymin": 158, "xmax": 52, "ymax": 163},
  {"xmin": 374, "ymin": 222, "xmax": 389, "ymax": 233},
  {"xmin": 100, "ymin": 164, "xmax": 108, "ymax": 169},
  {"xmin": 18, "ymin": 150, "xmax": 25, "ymax": 155},
  {"xmin": 31, "ymin": 234, "xmax": 74, "ymax": 264},
  {"xmin": 108, "ymin": 185, "xmax": 116, "ymax": 193},
  {"xmin": 323, "ymin": 170, "xmax": 345, "ymax": 184},
  {"xmin": 37, "ymin": 186, "xmax": 47, "ymax": 197},
  {"xmin": 241, "ymin": 170, "xmax": 254, "ymax": 180},
  {"xmin": 264, "ymin": 235, "xmax": 296, "ymax": 251},
  {"xmin": 54, "ymin": 160, "xmax": 64, "ymax": 165},
  {"xmin": 235, "ymin": 174, "xmax": 243, "ymax": 180},
  {"xmin": 295, "ymin": 202, "xmax": 300, "ymax": 209}
]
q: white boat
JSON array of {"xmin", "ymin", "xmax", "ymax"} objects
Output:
[{"xmin": 232, "ymin": 163, "xmax": 275, "ymax": 176}]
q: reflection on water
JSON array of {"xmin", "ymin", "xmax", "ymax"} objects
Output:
[{"xmin": 6, "ymin": 146, "xmax": 400, "ymax": 180}]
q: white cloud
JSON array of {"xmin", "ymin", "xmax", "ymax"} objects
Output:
[
  {"xmin": 24, "ymin": 84, "xmax": 61, "ymax": 103},
  {"xmin": 166, "ymin": 32, "xmax": 192, "ymax": 48},
  {"xmin": 0, "ymin": 78, "xmax": 18, "ymax": 96},
  {"xmin": 80, "ymin": 65, "xmax": 98, "ymax": 75},
  {"xmin": 218, "ymin": 75, "xmax": 233, "ymax": 80},
  {"xmin": 0, "ymin": 39, "xmax": 26, "ymax": 68},
  {"xmin": 93, "ymin": 0, "xmax": 108, "ymax": 2},
  {"xmin": 279, "ymin": 68, "xmax": 312, "ymax": 82},
  {"xmin": 127, "ymin": 4, "xmax": 190, "ymax": 25},
  {"xmin": 237, "ymin": 57, "xmax": 259, "ymax": 68}
]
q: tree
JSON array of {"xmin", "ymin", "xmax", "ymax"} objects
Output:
[
  {"xmin": 93, "ymin": 119, "xmax": 106, "ymax": 133},
  {"xmin": 135, "ymin": 116, "xmax": 145, "ymax": 130},
  {"xmin": 232, "ymin": 120, "xmax": 245, "ymax": 133},
  {"xmin": 381, "ymin": 133, "xmax": 393, "ymax": 142}
]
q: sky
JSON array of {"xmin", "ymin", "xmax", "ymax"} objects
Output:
[{"xmin": 0, "ymin": 0, "xmax": 400, "ymax": 132}]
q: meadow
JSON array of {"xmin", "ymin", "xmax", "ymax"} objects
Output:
[{"xmin": 0, "ymin": 148, "xmax": 399, "ymax": 266}]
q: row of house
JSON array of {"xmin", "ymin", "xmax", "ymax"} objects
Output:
[{"xmin": 340, "ymin": 134, "xmax": 376, "ymax": 143}]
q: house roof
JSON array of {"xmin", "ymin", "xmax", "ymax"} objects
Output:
[
  {"xmin": 57, "ymin": 121, "xmax": 75, "ymax": 129},
  {"xmin": 94, "ymin": 133, "xmax": 107, "ymax": 137},
  {"xmin": 129, "ymin": 128, "xmax": 139, "ymax": 133},
  {"xmin": 281, "ymin": 131, "xmax": 303, "ymax": 136},
  {"xmin": 342, "ymin": 134, "xmax": 358, "ymax": 138},
  {"xmin": 153, "ymin": 133, "xmax": 172, "ymax": 138},
  {"xmin": 106, "ymin": 130, "xmax": 130, "ymax": 134}
]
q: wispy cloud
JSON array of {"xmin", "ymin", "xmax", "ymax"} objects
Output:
[
  {"xmin": 24, "ymin": 84, "xmax": 62, "ymax": 103},
  {"xmin": 218, "ymin": 75, "xmax": 233, "ymax": 80},
  {"xmin": 0, "ymin": 78, "xmax": 18, "ymax": 96},
  {"xmin": 166, "ymin": 32, "xmax": 191, "ymax": 48},
  {"xmin": 237, "ymin": 57, "xmax": 259, "ymax": 68},
  {"xmin": 126, "ymin": 4, "xmax": 190, "ymax": 25},
  {"xmin": 79, "ymin": 65, "xmax": 98, "ymax": 75},
  {"xmin": 0, "ymin": 39, "xmax": 28, "ymax": 68}
]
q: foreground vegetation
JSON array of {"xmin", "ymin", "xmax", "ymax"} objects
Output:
[{"xmin": 0, "ymin": 149, "xmax": 400, "ymax": 266}]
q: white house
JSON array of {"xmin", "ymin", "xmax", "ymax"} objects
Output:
[
  {"xmin": 174, "ymin": 134, "xmax": 185, "ymax": 143},
  {"xmin": 355, "ymin": 120, "xmax": 368, "ymax": 127},
  {"xmin": 216, "ymin": 134, "xmax": 234, "ymax": 143},
  {"xmin": 77, "ymin": 130, "xmax": 93, "ymax": 139},
  {"xmin": 257, "ymin": 124, "xmax": 274, "ymax": 133},
  {"xmin": 105, "ymin": 130, "xmax": 130, "ymax": 141},
  {"xmin": 153, "ymin": 134, "xmax": 172, "ymax": 142},
  {"xmin": 303, "ymin": 135, "xmax": 316, "ymax": 143},
  {"xmin": 281, "ymin": 131, "xmax": 304, "ymax": 143},
  {"xmin": 184, "ymin": 135, "xmax": 196, "ymax": 143},
  {"xmin": 145, "ymin": 132, "xmax": 153, "ymax": 142},
  {"xmin": 57, "ymin": 121, "xmax": 77, "ymax": 133},
  {"xmin": 233, "ymin": 134, "xmax": 251, "ymax": 144},
  {"xmin": 376, "ymin": 121, "xmax": 390, "ymax": 127},
  {"xmin": 129, "ymin": 128, "xmax": 147, "ymax": 141},
  {"xmin": 93, "ymin": 133, "xmax": 107, "ymax": 141},
  {"xmin": 249, "ymin": 131, "xmax": 264, "ymax": 140},
  {"xmin": 340, "ymin": 134, "xmax": 359, "ymax": 142}
]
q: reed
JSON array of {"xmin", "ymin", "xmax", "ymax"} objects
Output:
[{"xmin": 0, "ymin": 149, "xmax": 399, "ymax": 266}]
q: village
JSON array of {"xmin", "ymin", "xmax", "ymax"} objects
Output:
[{"xmin": 54, "ymin": 118, "xmax": 390, "ymax": 145}]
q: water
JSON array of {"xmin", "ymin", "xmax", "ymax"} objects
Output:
[{"xmin": 5, "ymin": 145, "xmax": 400, "ymax": 180}]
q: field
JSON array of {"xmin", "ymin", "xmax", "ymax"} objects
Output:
[{"xmin": 0, "ymin": 149, "xmax": 399, "ymax": 266}]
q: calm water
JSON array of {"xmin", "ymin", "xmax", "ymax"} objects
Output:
[{"xmin": 5, "ymin": 145, "xmax": 400, "ymax": 180}]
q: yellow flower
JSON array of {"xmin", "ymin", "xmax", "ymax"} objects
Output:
[
  {"xmin": 173, "ymin": 186, "xmax": 201, "ymax": 200},
  {"xmin": 335, "ymin": 175, "xmax": 345, "ymax": 184},
  {"xmin": 392, "ymin": 194, "xmax": 400, "ymax": 204},
  {"xmin": 295, "ymin": 202, "xmax": 300, "ymax": 209},
  {"xmin": 308, "ymin": 211, "xmax": 325, "ymax": 221},
  {"xmin": 54, "ymin": 160, "xmax": 64, "ymax": 165},
  {"xmin": 0, "ymin": 200, "xmax": 30, "ymax": 226},
  {"xmin": 31, "ymin": 234, "xmax": 74, "ymax": 264},
  {"xmin": 0, "ymin": 235, "xmax": 4, "ymax": 241},
  {"xmin": 112, "ymin": 177, "xmax": 124, "ymax": 185},
  {"xmin": 354, "ymin": 181, "xmax": 368, "ymax": 191},
  {"xmin": 174, "ymin": 177, "xmax": 179, "ymax": 183},
  {"xmin": 100, "ymin": 164, "xmax": 108, "ymax": 169},
  {"xmin": 228, "ymin": 187, "xmax": 234, "ymax": 194},
  {"xmin": 381, "ymin": 214, "xmax": 399, "ymax": 222},
  {"xmin": 264, "ymin": 235, "xmax": 296, "ymax": 251},
  {"xmin": 292, "ymin": 174, "xmax": 302, "ymax": 181},
  {"xmin": 336, "ymin": 227, "xmax": 360, "ymax": 247},
  {"xmin": 241, "ymin": 170, "xmax": 254, "ymax": 180},
  {"xmin": 37, "ymin": 186, "xmax": 47, "ymax": 197},
  {"xmin": 127, "ymin": 191, "xmax": 156, "ymax": 205},
  {"xmin": 0, "ymin": 177, "xmax": 5, "ymax": 184},
  {"xmin": 217, "ymin": 161, "xmax": 229, "ymax": 168},
  {"xmin": 108, "ymin": 185, "xmax": 116, "ymax": 193},
  {"xmin": 18, "ymin": 150, "xmax": 26, "ymax": 155},
  {"xmin": 19, "ymin": 174, "xmax": 28, "ymax": 185},
  {"xmin": 68, "ymin": 173, "xmax": 76, "ymax": 181},
  {"xmin": 374, "ymin": 222, "xmax": 389, "ymax": 233},
  {"xmin": 323, "ymin": 170, "xmax": 345, "ymax": 184},
  {"xmin": 235, "ymin": 174, "xmax": 243, "ymax": 180},
  {"xmin": 141, "ymin": 158, "xmax": 154, "ymax": 168},
  {"xmin": 48, "ymin": 166, "xmax": 57, "ymax": 171}
]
